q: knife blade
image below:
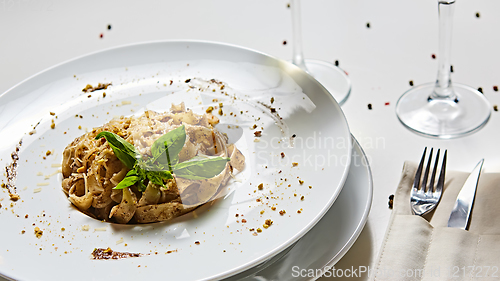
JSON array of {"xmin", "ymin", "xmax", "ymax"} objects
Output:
[{"xmin": 447, "ymin": 159, "xmax": 484, "ymax": 230}]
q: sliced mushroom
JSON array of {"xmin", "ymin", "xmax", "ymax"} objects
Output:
[
  {"xmin": 109, "ymin": 187, "xmax": 137, "ymax": 224},
  {"xmin": 68, "ymin": 174, "xmax": 93, "ymax": 211},
  {"xmin": 138, "ymin": 182, "xmax": 161, "ymax": 207},
  {"xmin": 134, "ymin": 202, "xmax": 196, "ymax": 223},
  {"xmin": 228, "ymin": 144, "xmax": 245, "ymax": 172}
]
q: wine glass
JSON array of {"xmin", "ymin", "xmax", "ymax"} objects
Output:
[
  {"xmin": 290, "ymin": 0, "xmax": 351, "ymax": 106},
  {"xmin": 395, "ymin": 0, "xmax": 491, "ymax": 138}
]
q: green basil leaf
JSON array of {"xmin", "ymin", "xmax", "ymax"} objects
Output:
[
  {"xmin": 114, "ymin": 170, "xmax": 141, "ymax": 190},
  {"xmin": 137, "ymin": 181, "xmax": 147, "ymax": 192},
  {"xmin": 151, "ymin": 125, "xmax": 186, "ymax": 168},
  {"xmin": 95, "ymin": 131, "xmax": 138, "ymax": 169},
  {"xmin": 137, "ymin": 158, "xmax": 169, "ymax": 173},
  {"xmin": 112, "ymin": 149, "xmax": 138, "ymax": 170},
  {"xmin": 147, "ymin": 173, "xmax": 164, "ymax": 187},
  {"xmin": 173, "ymin": 156, "xmax": 230, "ymax": 180},
  {"xmin": 136, "ymin": 159, "xmax": 156, "ymax": 171},
  {"xmin": 146, "ymin": 170, "xmax": 173, "ymax": 187},
  {"xmin": 157, "ymin": 170, "xmax": 174, "ymax": 181}
]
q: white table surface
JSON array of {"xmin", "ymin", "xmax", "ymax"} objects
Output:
[{"xmin": 2, "ymin": 0, "xmax": 500, "ymax": 280}]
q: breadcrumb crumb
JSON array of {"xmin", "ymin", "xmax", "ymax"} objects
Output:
[{"xmin": 34, "ymin": 227, "xmax": 43, "ymax": 238}]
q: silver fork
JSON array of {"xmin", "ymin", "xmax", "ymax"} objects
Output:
[{"xmin": 410, "ymin": 147, "xmax": 447, "ymax": 216}]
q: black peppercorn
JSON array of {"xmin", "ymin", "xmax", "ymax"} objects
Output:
[{"xmin": 388, "ymin": 194, "xmax": 394, "ymax": 209}]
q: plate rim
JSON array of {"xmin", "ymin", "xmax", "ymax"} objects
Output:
[
  {"xmin": 315, "ymin": 135, "xmax": 373, "ymax": 278},
  {"xmin": 225, "ymin": 135, "xmax": 372, "ymax": 280}
]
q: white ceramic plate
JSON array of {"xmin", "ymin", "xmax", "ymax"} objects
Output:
[
  {"xmin": 0, "ymin": 41, "xmax": 351, "ymax": 281},
  {"xmin": 226, "ymin": 136, "xmax": 372, "ymax": 280}
]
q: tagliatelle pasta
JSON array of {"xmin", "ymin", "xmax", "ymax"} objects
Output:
[{"xmin": 61, "ymin": 103, "xmax": 245, "ymax": 224}]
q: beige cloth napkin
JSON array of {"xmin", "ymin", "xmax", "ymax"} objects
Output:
[{"xmin": 370, "ymin": 161, "xmax": 500, "ymax": 281}]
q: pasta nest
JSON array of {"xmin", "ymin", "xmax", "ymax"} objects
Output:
[{"xmin": 61, "ymin": 103, "xmax": 245, "ymax": 224}]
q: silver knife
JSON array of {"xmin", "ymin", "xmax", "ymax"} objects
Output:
[{"xmin": 447, "ymin": 159, "xmax": 484, "ymax": 230}]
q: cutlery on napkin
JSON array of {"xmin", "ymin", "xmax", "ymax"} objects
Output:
[{"xmin": 370, "ymin": 161, "xmax": 500, "ymax": 281}]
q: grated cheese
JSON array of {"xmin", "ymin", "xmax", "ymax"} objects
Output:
[{"xmin": 44, "ymin": 169, "xmax": 61, "ymax": 179}]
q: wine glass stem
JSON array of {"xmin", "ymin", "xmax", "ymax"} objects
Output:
[
  {"xmin": 291, "ymin": 0, "xmax": 309, "ymax": 72},
  {"xmin": 431, "ymin": 0, "xmax": 456, "ymax": 100}
]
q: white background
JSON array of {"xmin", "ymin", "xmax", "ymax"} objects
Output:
[{"xmin": 2, "ymin": 0, "xmax": 500, "ymax": 280}]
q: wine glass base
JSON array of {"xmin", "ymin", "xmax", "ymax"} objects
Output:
[
  {"xmin": 396, "ymin": 83, "xmax": 491, "ymax": 138},
  {"xmin": 299, "ymin": 59, "xmax": 351, "ymax": 106}
]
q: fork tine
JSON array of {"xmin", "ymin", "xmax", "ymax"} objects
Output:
[
  {"xmin": 412, "ymin": 147, "xmax": 427, "ymax": 191},
  {"xmin": 428, "ymin": 149, "xmax": 440, "ymax": 193},
  {"xmin": 436, "ymin": 149, "xmax": 447, "ymax": 193},
  {"xmin": 421, "ymin": 148, "xmax": 433, "ymax": 192},
  {"xmin": 411, "ymin": 148, "xmax": 446, "ymax": 216}
]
